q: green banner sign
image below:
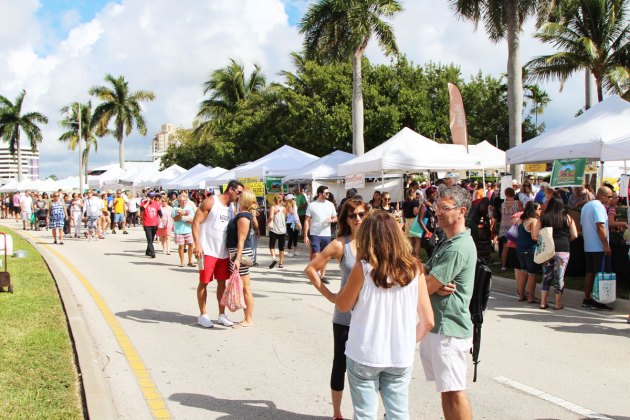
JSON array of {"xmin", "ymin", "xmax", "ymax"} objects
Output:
[
  {"xmin": 550, "ymin": 158, "xmax": 587, "ymax": 187},
  {"xmin": 265, "ymin": 177, "xmax": 288, "ymax": 194}
]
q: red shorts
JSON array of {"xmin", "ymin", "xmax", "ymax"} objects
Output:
[{"xmin": 198, "ymin": 255, "xmax": 230, "ymax": 284}]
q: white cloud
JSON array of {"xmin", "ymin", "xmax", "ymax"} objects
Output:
[{"xmin": 0, "ymin": 0, "xmax": 593, "ymax": 179}]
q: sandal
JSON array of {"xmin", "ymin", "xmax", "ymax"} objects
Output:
[
  {"xmin": 527, "ymin": 298, "xmax": 540, "ymax": 304},
  {"xmin": 187, "ymin": 262, "xmax": 195, "ymax": 267},
  {"xmin": 269, "ymin": 260, "xmax": 277, "ymax": 269},
  {"xmin": 178, "ymin": 263, "xmax": 185, "ymax": 268},
  {"xmin": 539, "ymin": 304, "xmax": 549, "ymax": 310},
  {"xmin": 278, "ymin": 264, "xmax": 283, "ymax": 268},
  {"xmin": 553, "ymin": 305, "xmax": 565, "ymax": 311}
]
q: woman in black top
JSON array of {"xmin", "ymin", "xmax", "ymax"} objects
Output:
[
  {"xmin": 375, "ymin": 192, "xmax": 395, "ymax": 213},
  {"xmin": 538, "ymin": 195, "xmax": 577, "ymax": 310},
  {"xmin": 401, "ymin": 188, "xmax": 420, "ymax": 257}
]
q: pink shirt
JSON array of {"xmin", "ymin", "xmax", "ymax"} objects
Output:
[{"xmin": 141, "ymin": 200, "xmax": 162, "ymax": 227}]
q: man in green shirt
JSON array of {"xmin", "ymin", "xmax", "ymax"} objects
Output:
[
  {"xmin": 420, "ymin": 185, "xmax": 476, "ymax": 420},
  {"xmin": 296, "ymin": 186, "xmax": 308, "ymax": 233}
]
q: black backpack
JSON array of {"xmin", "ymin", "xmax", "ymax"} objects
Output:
[{"xmin": 469, "ymin": 259, "xmax": 492, "ymax": 382}]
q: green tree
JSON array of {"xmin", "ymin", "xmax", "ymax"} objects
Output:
[
  {"xmin": 196, "ymin": 59, "xmax": 266, "ymax": 137},
  {"xmin": 0, "ymin": 90, "xmax": 48, "ymax": 181},
  {"xmin": 524, "ymin": 84, "xmax": 551, "ymax": 132},
  {"xmin": 525, "ymin": 0, "xmax": 629, "ymax": 103},
  {"xmin": 59, "ymin": 101, "xmax": 99, "ymax": 184},
  {"xmin": 300, "ymin": 0, "xmax": 403, "ymax": 155},
  {"xmin": 449, "ymin": 0, "xmax": 555, "ymax": 176},
  {"xmin": 89, "ymin": 74, "xmax": 155, "ymax": 170}
]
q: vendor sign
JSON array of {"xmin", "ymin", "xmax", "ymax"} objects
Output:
[
  {"xmin": 222, "ymin": 182, "xmax": 264, "ymax": 196},
  {"xmin": 345, "ymin": 173, "xmax": 365, "ymax": 189},
  {"xmin": 550, "ymin": 158, "xmax": 587, "ymax": 187},
  {"xmin": 265, "ymin": 177, "xmax": 288, "ymax": 194},
  {"xmin": 525, "ymin": 163, "xmax": 547, "ymax": 173}
]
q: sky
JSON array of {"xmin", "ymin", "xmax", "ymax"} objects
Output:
[{"xmin": 0, "ymin": 0, "xmax": 588, "ymax": 179}]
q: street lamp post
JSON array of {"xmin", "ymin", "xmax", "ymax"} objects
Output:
[{"xmin": 78, "ymin": 103, "xmax": 84, "ymax": 193}]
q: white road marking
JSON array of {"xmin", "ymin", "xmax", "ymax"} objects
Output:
[{"xmin": 493, "ymin": 376, "xmax": 613, "ymax": 420}]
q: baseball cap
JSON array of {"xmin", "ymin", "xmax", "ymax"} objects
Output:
[
  {"xmin": 147, "ymin": 191, "xmax": 156, "ymax": 198},
  {"xmin": 512, "ymin": 180, "xmax": 518, "ymax": 185},
  {"xmin": 285, "ymin": 194, "xmax": 295, "ymax": 200}
]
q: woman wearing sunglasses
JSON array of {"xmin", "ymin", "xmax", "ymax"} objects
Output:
[{"xmin": 304, "ymin": 197, "xmax": 366, "ymax": 420}]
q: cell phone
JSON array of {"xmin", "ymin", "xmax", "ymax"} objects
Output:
[{"xmin": 197, "ymin": 256, "xmax": 204, "ymax": 270}]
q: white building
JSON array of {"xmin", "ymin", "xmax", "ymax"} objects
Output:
[
  {"xmin": 0, "ymin": 146, "xmax": 39, "ymax": 181},
  {"xmin": 151, "ymin": 124, "xmax": 177, "ymax": 161}
]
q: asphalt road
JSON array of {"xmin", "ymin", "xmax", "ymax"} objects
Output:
[{"xmin": 8, "ymin": 221, "xmax": 630, "ymax": 420}]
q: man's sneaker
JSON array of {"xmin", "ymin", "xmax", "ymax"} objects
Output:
[
  {"xmin": 582, "ymin": 298, "xmax": 595, "ymax": 308},
  {"xmin": 197, "ymin": 314, "xmax": 214, "ymax": 328},
  {"xmin": 590, "ymin": 301, "xmax": 613, "ymax": 310},
  {"xmin": 218, "ymin": 314, "xmax": 234, "ymax": 327}
]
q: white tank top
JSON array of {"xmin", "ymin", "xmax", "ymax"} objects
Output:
[
  {"xmin": 200, "ymin": 198, "xmax": 232, "ymax": 258},
  {"xmin": 345, "ymin": 260, "xmax": 418, "ymax": 368}
]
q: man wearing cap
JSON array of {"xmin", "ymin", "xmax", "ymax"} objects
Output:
[
  {"xmin": 140, "ymin": 191, "xmax": 162, "ymax": 258},
  {"xmin": 193, "ymin": 180, "xmax": 244, "ymax": 328},
  {"xmin": 112, "ymin": 190, "xmax": 128, "ymax": 234}
]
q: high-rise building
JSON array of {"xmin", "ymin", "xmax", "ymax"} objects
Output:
[
  {"xmin": 151, "ymin": 124, "xmax": 177, "ymax": 161},
  {"xmin": 0, "ymin": 146, "xmax": 40, "ymax": 181}
]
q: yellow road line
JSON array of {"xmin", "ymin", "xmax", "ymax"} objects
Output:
[{"xmin": 25, "ymin": 232, "xmax": 172, "ymax": 420}]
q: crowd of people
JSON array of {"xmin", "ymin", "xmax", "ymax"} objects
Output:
[{"xmin": 4, "ymin": 173, "xmax": 629, "ymax": 419}]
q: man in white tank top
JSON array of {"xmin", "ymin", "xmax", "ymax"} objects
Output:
[{"xmin": 192, "ymin": 180, "xmax": 244, "ymax": 328}]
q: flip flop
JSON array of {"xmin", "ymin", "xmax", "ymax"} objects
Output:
[
  {"xmin": 553, "ymin": 305, "xmax": 565, "ymax": 311},
  {"xmin": 527, "ymin": 298, "xmax": 540, "ymax": 304},
  {"xmin": 539, "ymin": 304, "xmax": 549, "ymax": 310},
  {"xmin": 278, "ymin": 264, "xmax": 283, "ymax": 268},
  {"xmin": 187, "ymin": 262, "xmax": 195, "ymax": 267},
  {"xmin": 178, "ymin": 263, "xmax": 185, "ymax": 267}
]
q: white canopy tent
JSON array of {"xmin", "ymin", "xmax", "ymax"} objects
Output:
[
  {"xmin": 282, "ymin": 150, "xmax": 355, "ymax": 183},
  {"xmin": 176, "ymin": 166, "xmax": 228, "ymax": 190},
  {"xmin": 0, "ymin": 180, "xmax": 19, "ymax": 192},
  {"xmin": 233, "ymin": 145, "xmax": 318, "ymax": 179},
  {"xmin": 464, "ymin": 141, "xmax": 506, "ymax": 169},
  {"xmin": 88, "ymin": 166, "xmax": 128, "ymax": 189},
  {"xmin": 507, "ymin": 95, "xmax": 630, "ymax": 164},
  {"xmin": 56, "ymin": 176, "xmax": 80, "ymax": 191},
  {"xmin": 119, "ymin": 160, "xmax": 161, "ymax": 187},
  {"xmin": 209, "ymin": 169, "xmax": 237, "ymax": 186},
  {"xmin": 163, "ymin": 164, "xmax": 209, "ymax": 189},
  {"xmin": 337, "ymin": 127, "xmax": 480, "ymax": 176},
  {"xmin": 145, "ymin": 164, "xmax": 186, "ymax": 187}
]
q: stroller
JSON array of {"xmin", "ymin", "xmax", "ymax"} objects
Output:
[{"xmin": 36, "ymin": 208, "xmax": 48, "ymax": 230}]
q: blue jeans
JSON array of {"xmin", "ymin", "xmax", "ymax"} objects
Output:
[{"xmin": 346, "ymin": 357, "xmax": 412, "ymax": 420}]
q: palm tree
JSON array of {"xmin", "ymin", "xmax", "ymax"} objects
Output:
[
  {"xmin": 59, "ymin": 101, "xmax": 99, "ymax": 184},
  {"xmin": 300, "ymin": 0, "xmax": 403, "ymax": 155},
  {"xmin": 0, "ymin": 90, "xmax": 48, "ymax": 181},
  {"xmin": 525, "ymin": 0, "xmax": 629, "ymax": 104},
  {"xmin": 195, "ymin": 59, "xmax": 266, "ymax": 136},
  {"xmin": 524, "ymin": 84, "xmax": 551, "ymax": 132},
  {"xmin": 449, "ymin": 0, "xmax": 556, "ymax": 176},
  {"xmin": 89, "ymin": 74, "xmax": 155, "ymax": 170}
]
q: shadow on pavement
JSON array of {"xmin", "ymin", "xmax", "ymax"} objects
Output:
[
  {"xmin": 169, "ymin": 393, "xmax": 329, "ymax": 419},
  {"xmin": 491, "ymin": 301, "xmax": 630, "ymax": 338},
  {"xmin": 116, "ymin": 308, "xmax": 197, "ymax": 326}
]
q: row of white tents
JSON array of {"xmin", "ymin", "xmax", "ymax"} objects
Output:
[{"xmin": 1, "ymin": 95, "xmax": 627, "ymax": 194}]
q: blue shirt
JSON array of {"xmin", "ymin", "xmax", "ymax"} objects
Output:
[
  {"xmin": 534, "ymin": 189, "xmax": 546, "ymax": 205},
  {"xmin": 171, "ymin": 202, "xmax": 195, "ymax": 235},
  {"xmin": 580, "ymin": 200, "xmax": 608, "ymax": 252}
]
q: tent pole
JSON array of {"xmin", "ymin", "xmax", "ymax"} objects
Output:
[
  {"xmin": 482, "ymin": 169, "xmax": 486, "ymax": 193},
  {"xmin": 381, "ymin": 170, "xmax": 385, "ymax": 191}
]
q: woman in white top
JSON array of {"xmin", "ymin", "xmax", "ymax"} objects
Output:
[
  {"xmin": 337, "ymin": 211, "xmax": 434, "ymax": 419},
  {"xmin": 284, "ymin": 194, "xmax": 301, "ymax": 257},
  {"xmin": 267, "ymin": 194, "xmax": 287, "ymax": 268}
]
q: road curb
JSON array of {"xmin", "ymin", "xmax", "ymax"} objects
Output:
[{"xmin": 20, "ymin": 232, "xmax": 118, "ymax": 420}]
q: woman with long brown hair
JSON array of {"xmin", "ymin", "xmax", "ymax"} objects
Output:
[
  {"xmin": 337, "ymin": 211, "xmax": 434, "ymax": 418},
  {"xmin": 305, "ymin": 197, "xmax": 366, "ymax": 420}
]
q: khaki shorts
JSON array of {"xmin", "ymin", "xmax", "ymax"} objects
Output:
[{"xmin": 419, "ymin": 332, "xmax": 472, "ymax": 393}]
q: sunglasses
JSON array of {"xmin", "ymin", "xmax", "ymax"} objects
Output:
[{"xmin": 347, "ymin": 211, "xmax": 367, "ymax": 220}]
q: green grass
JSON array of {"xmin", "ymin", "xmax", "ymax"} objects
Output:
[{"xmin": 0, "ymin": 226, "xmax": 84, "ymax": 419}]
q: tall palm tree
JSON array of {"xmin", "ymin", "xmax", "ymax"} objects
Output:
[
  {"xmin": 524, "ymin": 84, "xmax": 551, "ymax": 131},
  {"xmin": 449, "ymin": 0, "xmax": 556, "ymax": 176},
  {"xmin": 195, "ymin": 59, "xmax": 266, "ymax": 136},
  {"xmin": 59, "ymin": 101, "xmax": 99, "ymax": 184},
  {"xmin": 525, "ymin": 0, "xmax": 629, "ymax": 103},
  {"xmin": 89, "ymin": 74, "xmax": 155, "ymax": 170},
  {"xmin": 300, "ymin": 0, "xmax": 403, "ymax": 155},
  {"xmin": 0, "ymin": 90, "xmax": 48, "ymax": 181}
]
